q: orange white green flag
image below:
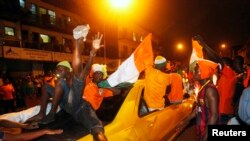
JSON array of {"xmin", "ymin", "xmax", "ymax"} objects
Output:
[
  {"xmin": 189, "ymin": 38, "xmax": 204, "ymax": 71},
  {"xmin": 190, "ymin": 38, "xmax": 204, "ymax": 64},
  {"xmin": 98, "ymin": 33, "xmax": 154, "ymax": 88}
]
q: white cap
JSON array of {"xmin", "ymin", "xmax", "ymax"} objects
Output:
[
  {"xmin": 154, "ymin": 56, "xmax": 166, "ymax": 64},
  {"xmin": 92, "ymin": 64, "xmax": 107, "ymax": 79}
]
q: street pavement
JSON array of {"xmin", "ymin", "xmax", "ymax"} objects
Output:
[{"xmin": 175, "ymin": 120, "xmax": 196, "ymax": 141}]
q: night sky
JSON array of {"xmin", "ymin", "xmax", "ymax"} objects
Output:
[
  {"xmin": 130, "ymin": 0, "xmax": 250, "ymax": 61},
  {"xmin": 49, "ymin": 0, "xmax": 250, "ymax": 62}
]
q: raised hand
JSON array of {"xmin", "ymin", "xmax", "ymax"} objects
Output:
[
  {"xmin": 92, "ymin": 32, "xmax": 103, "ymax": 50},
  {"xmin": 73, "ymin": 24, "xmax": 90, "ymax": 41}
]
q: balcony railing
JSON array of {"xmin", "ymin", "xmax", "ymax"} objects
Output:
[{"xmin": 23, "ymin": 14, "xmax": 76, "ymax": 34}]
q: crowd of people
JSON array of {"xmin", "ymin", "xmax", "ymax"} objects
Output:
[
  {"xmin": 0, "ymin": 74, "xmax": 43, "ymax": 114},
  {"xmin": 176, "ymin": 38, "xmax": 250, "ymax": 141},
  {"xmin": 0, "ymin": 24, "xmax": 249, "ymax": 141}
]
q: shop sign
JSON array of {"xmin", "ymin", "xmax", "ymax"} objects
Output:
[{"xmin": 3, "ymin": 46, "xmax": 52, "ymax": 61}]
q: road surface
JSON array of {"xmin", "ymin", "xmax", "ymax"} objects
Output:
[{"xmin": 175, "ymin": 120, "xmax": 196, "ymax": 141}]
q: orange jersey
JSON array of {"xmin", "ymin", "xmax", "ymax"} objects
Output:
[
  {"xmin": 243, "ymin": 68, "xmax": 250, "ymax": 88},
  {"xmin": 83, "ymin": 82, "xmax": 113, "ymax": 110},
  {"xmin": 0, "ymin": 84, "xmax": 15, "ymax": 100},
  {"xmin": 168, "ymin": 73, "xmax": 183, "ymax": 103},
  {"xmin": 44, "ymin": 76, "xmax": 56, "ymax": 87},
  {"xmin": 217, "ymin": 65, "xmax": 236, "ymax": 115},
  {"xmin": 144, "ymin": 67, "xmax": 171, "ymax": 109}
]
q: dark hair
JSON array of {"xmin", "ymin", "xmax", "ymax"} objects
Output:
[
  {"xmin": 233, "ymin": 55, "xmax": 244, "ymax": 73},
  {"xmin": 221, "ymin": 57, "xmax": 233, "ymax": 68},
  {"xmin": 234, "ymin": 56, "xmax": 244, "ymax": 65}
]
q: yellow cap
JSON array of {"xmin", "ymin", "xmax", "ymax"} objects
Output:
[{"xmin": 57, "ymin": 61, "xmax": 72, "ymax": 72}]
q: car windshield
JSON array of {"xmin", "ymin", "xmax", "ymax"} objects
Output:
[{"xmin": 96, "ymin": 86, "xmax": 132, "ymax": 124}]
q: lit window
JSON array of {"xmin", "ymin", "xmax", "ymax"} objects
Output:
[
  {"xmin": 40, "ymin": 34, "xmax": 50, "ymax": 43},
  {"xmin": 48, "ymin": 10, "xmax": 56, "ymax": 24},
  {"xmin": 4, "ymin": 27, "xmax": 15, "ymax": 36},
  {"xmin": 48, "ymin": 10, "xmax": 55, "ymax": 16},
  {"xmin": 39, "ymin": 7, "xmax": 47, "ymax": 15},
  {"xmin": 30, "ymin": 4, "xmax": 37, "ymax": 14},
  {"xmin": 19, "ymin": 0, "xmax": 25, "ymax": 8}
]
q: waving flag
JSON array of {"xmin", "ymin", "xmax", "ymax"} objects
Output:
[
  {"xmin": 98, "ymin": 33, "xmax": 154, "ymax": 88},
  {"xmin": 189, "ymin": 38, "xmax": 204, "ymax": 71},
  {"xmin": 190, "ymin": 39, "xmax": 204, "ymax": 64}
]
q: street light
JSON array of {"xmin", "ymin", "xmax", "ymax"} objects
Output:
[
  {"xmin": 175, "ymin": 43, "xmax": 184, "ymax": 60},
  {"xmin": 177, "ymin": 43, "xmax": 183, "ymax": 51},
  {"xmin": 109, "ymin": 0, "xmax": 132, "ymax": 10},
  {"xmin": 220, "ymin": 43, "xmax": 226, "ymax": 57},
  {"xmin": 221, "ymin": 43, "xmax": 226, "ymax": 49},
  {"xmin": 103, "ymin": 0, "xmax": 132, "ymax": 64}
]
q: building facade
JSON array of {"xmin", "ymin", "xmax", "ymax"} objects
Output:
[{"xmin": 0, "ymin": 0, "xmax": 161, "ymax": 78}]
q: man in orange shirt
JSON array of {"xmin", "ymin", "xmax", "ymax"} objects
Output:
[
  {"xmin": 83, "ymin": 64, "xmax": 120, "ymax": 110},
  {"xmin": 217, "ymin": 57, "xmax": 237, "ymax": 124},
  {"xmin": 0, "ymin": 78, "xmax": 16, "ymax": 113},
  {"xmin": 144, "ymin": 56, "xmax": 171, "ymax": 111}
]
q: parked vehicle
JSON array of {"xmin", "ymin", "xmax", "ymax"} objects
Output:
[
  {"xmin": 78, "ymin": 80, "xmax": 196, "ymax": 141},
  {"xmin": 37, "ymin": 80, "xmax": 195, "ymax": 141}
]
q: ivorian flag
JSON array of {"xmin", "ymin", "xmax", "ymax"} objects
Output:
[
  {"xmin": 98, "ymin": 33, "xmax": 154, "ymax": 88},
  {"xmin": 189, "ymin": 38, "xmax": 204, "ymax": 71}
]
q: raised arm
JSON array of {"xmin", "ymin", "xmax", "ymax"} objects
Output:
[
  {"xmin": 81, "ymin": 33, "xmax": 103, "ymax": 81},
  {"xmin": 72, "ymin": 37, "xmax": 86, "ymax": 79},
  {"xmin": 72, "ymin": 25, "xmax": 90, "ymax": 79},
  {"xmin": 72, "ymin": 25, "xmax": 103, "ymax": 81}
]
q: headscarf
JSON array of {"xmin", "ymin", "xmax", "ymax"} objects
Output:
[
  {"xmin": 92, "ymin": 64, "xmax": 108, "ymax": 79},
  {"xmin": 196, "ymin": 59, "xmax": 218, "ymax": 79}
]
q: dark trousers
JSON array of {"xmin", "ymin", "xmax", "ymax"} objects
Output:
[{"xmin": 2, "ymin": 99, "xmax": 15, "ymax": 113}]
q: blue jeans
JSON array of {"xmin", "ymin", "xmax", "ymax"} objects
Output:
[
  {"xmin": 55, "ymin": 76, "xmax": 103, "ymax": 132},
  {"xmin": 70, "ymin": 76, "xmax": 103, "ymax": 132}
]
